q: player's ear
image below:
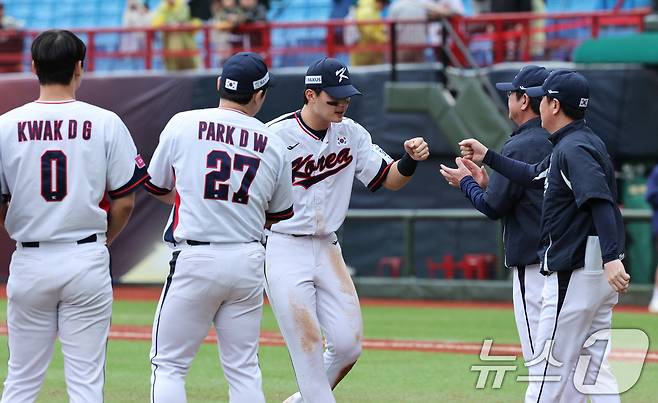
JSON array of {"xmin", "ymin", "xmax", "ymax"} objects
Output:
[
  {"xmin": 74, "ymin": 61, "xmax": 83, "ymax": 75},
  {"xmin": 552, "ymin": 98, "xmax": 561, "ymax": 116},
  {"xmin": 217, "ymin": 76, "xmax": 221, "ymax": 91},
  {"xmin": 31, "ymin": 60, "xmax": 36, "ymax": 75},
  {"xmin": 304, "ymin": 88, "xmax": 315, "ymax": 104},
  {"xmin": 521, "ymin": 93, "xmax": 530, "ymax": 111}
]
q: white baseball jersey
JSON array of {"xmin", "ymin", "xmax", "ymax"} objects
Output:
[
  {"xmin": 0, "ymin": 100, "xmax": 146, "ymax": 243},
  {"xmin": 267, "ymin": 111, "xmax": 393, "ymax": 235},
  {"xmin": 145, "ymin": 107, "xmax": 294, "ymax": 245}
]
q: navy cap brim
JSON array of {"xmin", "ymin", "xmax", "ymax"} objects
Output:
[
  {"xmin": 495, "ymin": 82, "xmax": 516, "ymax": 91},
  {"xmin": 525, "ymin": 85, "xmax": 546, "ymax": 97},
  {"xmin": 323, "ymin": 84, "xmax": 362, "ymax": 99}
]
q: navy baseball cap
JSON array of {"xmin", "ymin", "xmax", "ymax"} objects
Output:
[
  {"xmin": 525, "ymin": 70, "xmax": 590, "ymax": 110},
  {"xmin": 304, "ymin": 57, "xmax": 361, "ymax": 99},
  {"xmin": 495, "ymin": 65, "xmax": 549, "ymax": 92},
  {"xmin": 219, "ymin": 52, "xmax": 272, "ymax": 95}
]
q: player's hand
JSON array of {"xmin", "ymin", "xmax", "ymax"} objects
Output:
[
  {"xmin": 439, "ymin": 157, "xmax": 471, "ymax": 187},
  {"xmin": 603, "ymin": 259, "xmax": 630, "ymax": 293},
  {"xmin": 461, "ymin": 158, "xmax": 489, "ymax": 189},
  {"xmin": 458, "ymin": 138, "xmax": 488, "ymax": 163},
  {"xmin": 404, "ymin": 137, "xmax": 429, "ymax": 161}
]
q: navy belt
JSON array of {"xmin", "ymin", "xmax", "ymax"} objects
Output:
[
  {"xmin": 186, "ymin": 240, "xmax": 210, "ymax": 246},
  {"xmin": 21, "ymin": 234, "xmax": 98, "ymax": 248}
]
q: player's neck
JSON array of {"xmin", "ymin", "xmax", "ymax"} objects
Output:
[
  {"xmin": 37, "ymin": 84, "xmax": 76, "ymax": 102},
  {"xmin": 300, "ymin": 105, "xmax": 330, "ymax": 131},
  {"xmin": 219, "ymin": 100, "xmax": 252, "ymax": 116},
  {"xmin": 514, "ymin": 113, "xmax": 539, "ymax": 127}
]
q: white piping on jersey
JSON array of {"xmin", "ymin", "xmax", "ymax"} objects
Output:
[
  {"xmin": 218, "ymin": 106, "xmax": 248, "ymax": 115},
  {"xmin": 293, "ymin": 112, "xmax": 321, "ymax": 140},
  {"xmin": 542, "ymin": 233, "xmax": 553, "ymax": 272},
  {"xmin": 34, "ymin": 99, "xmax": 77, "ymax": 104},
  {"xmin": 560, "ymin": 170, "xmax": 572, "ymax": 190},
  {"xmin": 533, "ymin": 168, "xmax": 549, "ymax": 182},
  {"xmin": 266, "ymin": 111, "xmax": 296, "ymax": 127}
]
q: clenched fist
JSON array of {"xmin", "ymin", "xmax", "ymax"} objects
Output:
[{"xmin": 404, "ymin": 137, "xmax": 430, "ymax": 161}]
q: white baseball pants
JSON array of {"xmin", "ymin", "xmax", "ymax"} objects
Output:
[
  {"xmin": 525, "ymin": 267, "xmax": 620, "ymax": 403},
  {"xmin": 512, "ymin": 264, "xmax": 544, "ymax": 362},
  {"xmin": 265, "ymin": 232, "xmax": 363, "ymax": 403},
  {"xmin": 149, "ymin": 242, "xmax": 266, "ymax": 403},
  {"xmin": 2, "ymin": 240, "xmax": 112, "ymax": 403}
]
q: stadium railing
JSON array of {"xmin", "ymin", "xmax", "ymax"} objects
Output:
[
  {"xmin": 344, "ymin": 208, "xmax": 652, "ymax": 279},
  {"xmin": 0, "ymin": 8, "xmax": 650, "ymax": 72}
]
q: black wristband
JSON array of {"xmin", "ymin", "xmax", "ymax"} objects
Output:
[{"xmin": 397, "ymin": 153, "xmax": 418, "ymax": 177}]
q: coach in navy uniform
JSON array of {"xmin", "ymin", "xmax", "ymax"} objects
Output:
[
  {"xmin": 441, "ymin": 65, "xmax": 552, "ymax": 364},
  {"xmin": 457, "ymin": 70, "xmax": 629, "ymax": 402}
]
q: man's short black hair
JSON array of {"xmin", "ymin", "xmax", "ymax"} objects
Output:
[
  {"xmin": 547, "ymin": 96, "xmax": 586, "ymax": 120},
  {"xmin": 514, "ymin": 91, "xmax": 541, "ymax": 115},
  {"xmin": 31, "ymin": 30, "xmax": 86, "ymax": 86},
  {"xmin": 219, "ymin": 87, "xmax": 267, "ymax": 105},
  {"xmin": 303, "ymin": 87, "xmax": 322, "ymax": 105}
]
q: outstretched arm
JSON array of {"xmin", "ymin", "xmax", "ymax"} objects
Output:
[{"xmin": 459, "ymin": 138, "xmax": 549, "ymax": 188}]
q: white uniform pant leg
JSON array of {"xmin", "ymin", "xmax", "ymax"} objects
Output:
[
  {"xmin": 57, "ymin": 244, "xmax": 113, "ymax": 403},
  {"xmin": 316, "ymin": 235, "xmax": 363, "ymax": 389},
  {"xmin": 525, "ymin": 269, "xmax": 619, "ymax": 403},
  {"xmin": 150, "ymin": 249, "xmax": 226, "ymax": 403},
  {"xmin": 265, "ymin": 233, "xmax": 334, "ymax": 403},
  {"xmin": 1, "ymin": 249, "xmax": 59, "ymax": 403},
  {"xmin": 213, "ymin": 243, "xmax": 266, "ymax": 403},
  {"xmin": 512, "ymin": 264, "xmax": 544, "ymax": 362},
  {"xmin": 560, "ymin": 280, "xmax": 620, "ymax": 403}
]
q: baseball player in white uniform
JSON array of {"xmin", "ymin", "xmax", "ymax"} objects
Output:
[
  {"xmin": 0, "ymin": 30, "xmax": 146, "ymax": 403},
  {"xmin": 144, "ymin": 52, "xmax": 294, "ymax": 403},
  {"xmin": 265, "ymin": 57, "xmax": 429, "ymax": 403}
]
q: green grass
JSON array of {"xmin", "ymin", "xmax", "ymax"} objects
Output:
[{"xmin": 0, "ymin": 298, "xmax": 657, "ymax": 402}]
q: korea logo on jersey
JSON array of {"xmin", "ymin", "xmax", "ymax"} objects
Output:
[
  {"xmin": 579, "ymin": 98, "xmax": 589, "ymax": 108},
  {"xmin": 337, "ymin": 136, "xmax": 348, "ymax": 146}
]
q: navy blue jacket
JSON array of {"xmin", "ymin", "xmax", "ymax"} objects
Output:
[
  {"xmin": 462, "ymin": 118, "xmax": 552, "ymax": 267},
  {"xmin": 647, "ymin": 165, "xmax": 658, "ymax": 236},
  {"xmin": 483, "ymin": 119, "xmax": 625, "ymax": 272}
]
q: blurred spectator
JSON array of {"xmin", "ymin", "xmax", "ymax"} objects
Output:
[
  {"xmin": 647, "ymin": 165, "xmax": 658, "ymax": 313},
  {"xmin": 189, "ymin": 0, "xmax": 214, "ymax": 21},
  {"xmin": 389, "ymin": 0, "xmax": 463, "ymax": 63},
  {"xmin": 212, "ymin": 0, "xmax": 244, "ymax": 63},
  {"xmin": 0, "ymin": 1, "xmax": 24, "ymax": 73},
  {"xmin": 350, "ymin": 0, "xmax": 390, "ymax": 66},
  {"xmin": 491, "ymin": 0, "xmax": 532, "ymax": 61},
  {"xmin": 239, "ymin": 0, "xmax": 268, "ymax": 49},
  {"xmin": 120, "ymin": 0, "xmax": 152, "ymax": 64},
  {"xmin": 0, "ymin": 1, "xmax": 22, "ymax": 30},
  {"xmin": 152, "ymin": 0, "xmax": 201, "ymax": 71}
]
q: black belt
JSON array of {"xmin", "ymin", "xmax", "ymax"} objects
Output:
[
  {"xmin": 186, "ymin": 240, "xmax": 210, "ymax": 246},
  {"xmin": 21, "ymin": 234, "xmax": 98, "ymax": 248}
]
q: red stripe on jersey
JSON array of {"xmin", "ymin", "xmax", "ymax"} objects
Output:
[
  {"xmin": 99, "ymin": 192, "xmax": 111, "ymax": 214},
  {"xmin": 294, "ymin": 113, "xmax": 321, "ymax": 140},
  {"xmin": 368, "ymin": 160, "xmax": 393, "ymax": 192},
  {"xmin": 109, "ymin": 173, "xmax": 149, "ymax": 199},
  {"xmin": 172, "ymin": 189, "xmax": 181, "ymax": 234}
]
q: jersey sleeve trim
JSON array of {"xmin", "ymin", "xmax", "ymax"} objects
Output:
[
  {"xmin": 367, "ymin": 159, "xmax": 393, "ymax": 192},
  {"xmin": 143, "ymin": 178, "xmax": 172, "ymax": 196},
  {"xmin": 266, "ymin": 206, "xmax": 294, "ymax": 221},
  {"xmin": 108, "ymin": 165, "xmax": 149, "ymax": 199}
]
